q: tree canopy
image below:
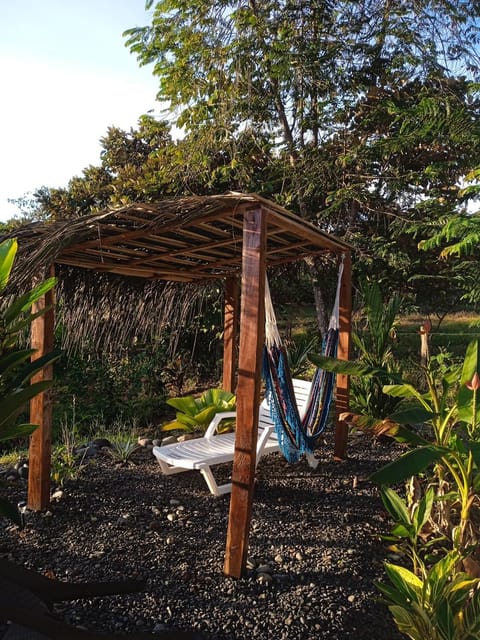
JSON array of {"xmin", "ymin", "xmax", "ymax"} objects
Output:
[{"xmin": 8, "ymin": 1, "xmax": 480, "ymax": 318}]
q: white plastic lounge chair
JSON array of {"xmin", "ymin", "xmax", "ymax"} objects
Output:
[{"xmin": 152, "ymin": 379, "xmax": 312, "ymax": 496}]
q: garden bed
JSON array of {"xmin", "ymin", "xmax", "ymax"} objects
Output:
[{"xmin": 0, "ymin": 432, "xmax": 404, "ymax": 639}]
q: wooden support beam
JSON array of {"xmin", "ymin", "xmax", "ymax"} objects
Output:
[
  {"xmin": 224, "ymin": 207, "xmax": 266, "ymax": 578},
  {"xmin": 222, "ymin": 277, "xmax": 239, "ymax": 393},
  {"xmin": 27, "ymin": 269, "xmax": 55, "ymax": 511},
  {"xmin": 334, "ymin": 251, "xmax": 352, "ymax": 460}
]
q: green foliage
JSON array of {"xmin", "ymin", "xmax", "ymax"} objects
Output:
[
  {"xmin": 122, "ymin": 1, "xmax": 480, "ymax": 315},
  {"xmin": 376, "ymin": 552, "xmax": 480, "ymax": 640},
  {"xmin": 380, "ymin": 485, "xmax": 436, "ymax": 573},
  {"xmin": 0, "ymin": 238, "xmax": 57, "ymax": 525},
  {"xmin": 107, "ymin": 438, "xmax": 141, "ymax": 466},
  {"xmin": 285, "ymin": 332, "xmax": 319, "ymax": 378},
  {"xmin": 54, "ymin": 345, "xmax": 168, "ymax": 433},
  {"xmin": 51, "ymin": 421, "xmax": 87, "ymax": 488},
  {"xmin": 161, "ymin": 388, "xmax": 236, "ymax": 434},
  {"xmin": 310, "ymin": 282, "xmax": 404, "ymax": 417}
]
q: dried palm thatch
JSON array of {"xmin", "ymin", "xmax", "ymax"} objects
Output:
[{"xmin": 2, "ymin": 193, "xmax": 350, "ymax": 353}]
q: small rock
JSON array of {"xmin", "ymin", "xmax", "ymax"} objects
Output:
[
  {"xmin": 137, "ymin": 437, "xmax": 152, "ymax": 447},
  {"xmin": 295, "ymin": 552, "xmax": 303, "ymax": 561},
  {"xmin": 177, "ymin": 434, "xmax": 195, "ymax": 442},
  {"xmin": 347, "ymin": 595, "xmax": 356, "ymax": 603},
  {"xmin": 92, "ymin": 437, "xmax": 111, "ymax": 448},
  {"xmin": 169, "ymin": 498, "xmax": 181, "ymax": 506},
  {"xmin": 151, "ymin": 506, "xmax": 161, "ymax": 516},
  {"xmin": 274, "ymin": 554, "xmax": 284, "ymax": 564},
  {"xmin": 257, "ymin": 572, "xmax": 273, "ymax": 586},
  {"xmin": 256, "ymin": 563, "xmax": 272, "ymax": 574},
  {"xmin": 51, "ymin": 490, "xmax": 64, "ymax": 500},
  {"xmin": 167, "ymin": 513, "xmax": 177, "ymax": 522}
]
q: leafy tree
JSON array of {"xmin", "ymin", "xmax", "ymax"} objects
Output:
[{"xmin": 125, "ymin": 0, "xmax": 480, "ymax": 323}]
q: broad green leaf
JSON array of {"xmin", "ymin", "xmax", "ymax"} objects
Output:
[
  {"xmin": 0, "ymin": 422, "xmax": 38, "ymax": 442},
  {"xmin": 458, "ymin": 340, "xmax": 480, "ymax": 423},
  {"xmin": 460, "ymin": 340, "xmax": 480, "ymax": 386},
  {"xmin": 383, "ymin": 384, "xmax": 428, "ymax": 406},
  {"xmin": 0, "ymin": 239, "xmax": 17, "ymax": 292},
  {"xmin": 194, "ymin": 406, "xmax": 217, "ymax": 425},
  {"xmin": 381, "ymin": 486, "xmax": 411, "ymax": 527},
  {"xmin": 166, "ymin": 395, "xmax": 198, "ymax": 415},
  {"xmin": 370, "ymin": 446, "xmax": 446, "ymax": 485},
  {"xmin": 434, "ymin": 600, "xmax": 454, "ymax": 640},
  {"xmin": 468, "ymin": 441, "xmax": 480, "ymax": 468},
  {"xmin": 308, "ymin": 353, "xmax": 387, "ymax": 377},
  {"xmin": 384, "ymin": 563, "xmax": 423, "ymax": 602},
  {"xmin": 5, "ymin": 306, "xmax": 55, "ymax": 336},
  {"xmin": 389, "ymin": 425, "xmax": 431, "ymax": 446},
  {"xmin": 428, "ymin": 552, "xmax": 460, "ymax": 601},
  {"xmin": 374, "ymin": 580, "xmax": 410, "ymax": 608},
  {"xmin": 10, "ymin": 349, "xmax": 61, "ymax": 388},
  {"xmin": 389, "ymin": 406, "xmax": 435, "ymax": 425},
  {"xmin": 0, "ymin": 349, "xmax": 35, "ymax": 376},
  {"xmin": 0, "ymin": 380, "xmax": 52, "ymax": 428},
  {"xmin": 391, "ymin": 523, "xmax": 412, "ymax": 538},
  {"xmin": 160, "ymin": 420, "xmax": 185, "ymax": 432},
  {"xmin": 0, "ymin": 496, "xmax": 22, "ymax": 527},
  {"xmin": 175, "ymin": 413, "xmax": 198, "ymax": 428},
  {"xmin": 3, "ymin": 277, "xmax": 56, "ymax": 326},
  {"xmin": 413, "ymin": 487, "xmax": 434, "ymax": 534}
]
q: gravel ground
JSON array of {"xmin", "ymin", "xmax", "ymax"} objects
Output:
[{"xmin": 0, "ymin": 432, "xmax": 405, "ymax": 640}]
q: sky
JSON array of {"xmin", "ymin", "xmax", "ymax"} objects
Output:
[{"xmin": 0, "ymin": 0, "xmax": 161, "ymax": 221}]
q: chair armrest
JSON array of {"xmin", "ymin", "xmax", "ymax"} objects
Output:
[{"xmin": 204, "ymin": 411, "xmax": 237, "ymax": 439}]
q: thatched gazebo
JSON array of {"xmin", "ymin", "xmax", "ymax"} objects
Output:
[{"xmin": 8, "ymin": 192, "xmax": 352, "ymax": 578}]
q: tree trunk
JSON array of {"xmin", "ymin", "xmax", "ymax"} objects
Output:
[{"xmin": 304, "ymin": 256, "xmax": 328, "ymax": 338}]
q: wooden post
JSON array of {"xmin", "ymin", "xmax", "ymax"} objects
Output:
[
  {"xmin": 27, "ymin": 269, "xmax": 55, "ymax": 511},
  {"xmin": 222, "ymin": 276, "xmax": 239, "ymax": 393},
  {"xmin": 334, "ymin": 251, "xmax": 352, "ymax": 460},
  {"xmin": 224, "ymin": 207, "xmax": 266, "ymax": 578}
]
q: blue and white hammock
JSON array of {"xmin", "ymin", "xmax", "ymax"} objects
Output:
[{"xmin": 263, "ymin": 259, "xmax": 343, "ymax": 466}]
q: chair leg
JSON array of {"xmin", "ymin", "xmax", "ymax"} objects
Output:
[{"xmin": 199, "ymin": 467, "xmax": 231, "ymax": 496}]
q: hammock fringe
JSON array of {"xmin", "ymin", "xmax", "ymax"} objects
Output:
[{"xmin": 263, "ymin": 257, "xmax": 344, "ymax": 464}]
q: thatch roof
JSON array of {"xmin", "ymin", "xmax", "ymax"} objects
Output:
[{"xmin": 4, "ymin": 193, "xmax": 350, "ymax": 352}]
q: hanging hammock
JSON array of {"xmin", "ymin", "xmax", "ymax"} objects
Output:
[{"xmin": 262, "ymin": 257, "xmax": 344, "ymax": 465}]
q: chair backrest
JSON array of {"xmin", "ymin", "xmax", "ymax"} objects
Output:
[{"xmin": 258, "ymin": 378, "xmax": 312, "ymax": 430}]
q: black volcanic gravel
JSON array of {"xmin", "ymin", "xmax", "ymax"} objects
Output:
[{"xmin": 0, "ymin": 433, "xmax": 405, "ymax": 639}]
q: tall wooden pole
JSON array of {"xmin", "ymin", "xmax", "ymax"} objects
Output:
[
  {"xmin": 334, "ymin": 251, "xmax": 352, "ymax": 460},
  {"xmin": 28, "ymin": 268, "xmax": 55, "ymax": 511},
  {"xmin": 222, "ymin": 276, "xmax": 239, "ymax": 393},
  {"xmin": 224, "ymin": 206, "xmax": 266, "ymax": 578}
]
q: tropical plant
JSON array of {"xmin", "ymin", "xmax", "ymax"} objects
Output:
[
  {"xmin": 350, "ymin": 282, "xmax": 404, "ymax": 417},
  {"xmin": 0, "ymin": 238, "xmax": 57, "ymax": 524},
  {"xmin": 380, "ymin": 485, "xmax": 437, "ymax": 575},
  {"xmin": 107, "ymin": 438, "xmax": 141, "ymax": 466},
  {"xmin": 369, "ymin": 341, "xmax": 480, "ymax": 554},
  {"xmin": 376, "ymin": 551, "xmax": 480, "ymax": 640},
  {"xmin": 161, "ymin": 388, "xmax": 236, "ymax": 434},
  {"xmin": 51, "ymin": 423, "xmax": 87, "ymax": 487},
  {"xmin": 285, "ymin": 333, "xmax": 319, "ymax": 378}
]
